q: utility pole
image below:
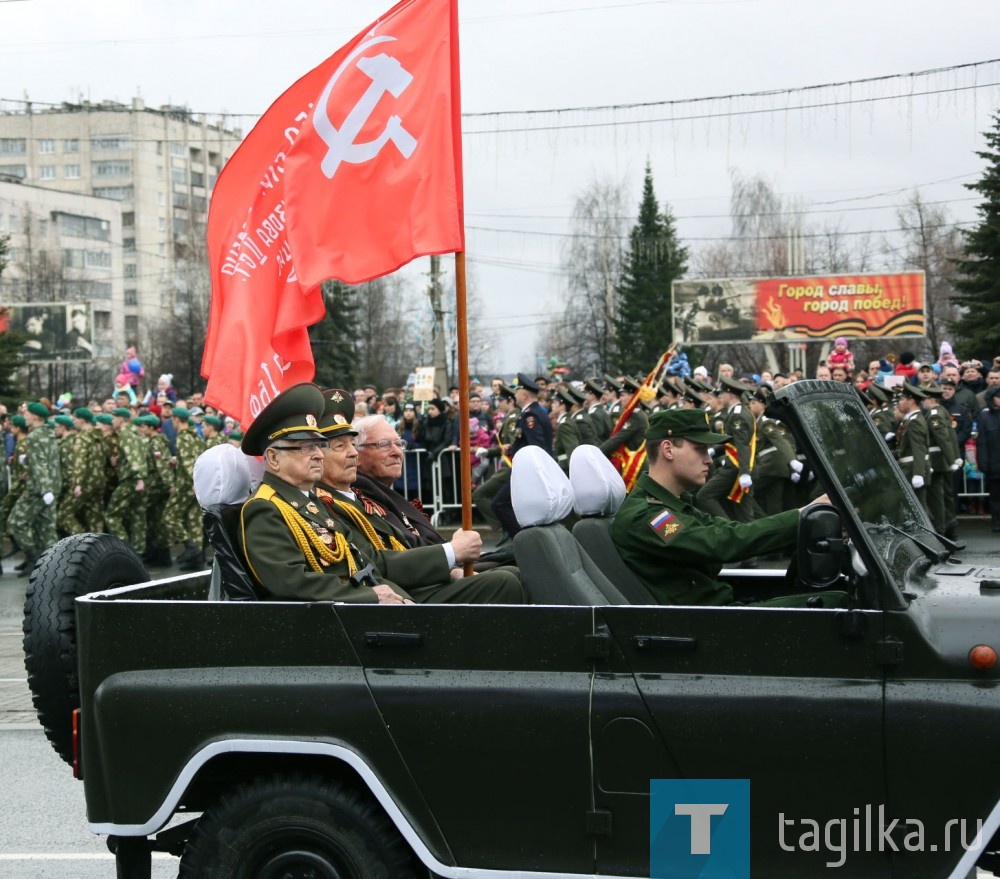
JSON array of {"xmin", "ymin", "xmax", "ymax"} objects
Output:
[{"xmin": 428, "ymin": 254, "xmax": 449, "ymax": 391}]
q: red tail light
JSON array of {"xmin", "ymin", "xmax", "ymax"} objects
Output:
[{"xmin": 72, "ymin": 709, "xmax": 81, "ymax": 779}]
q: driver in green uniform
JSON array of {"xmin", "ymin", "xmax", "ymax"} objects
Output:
[{"xmin": 612, "ymin": 408, "xmax": 842, "ymax": 607}]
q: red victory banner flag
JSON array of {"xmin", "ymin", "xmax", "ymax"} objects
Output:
[{"xmin": 204, "ymin": 0, "xmax": 463, "ymax": 427}]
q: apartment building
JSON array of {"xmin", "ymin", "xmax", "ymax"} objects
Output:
[{"xmin": 0, "ymin": 98, "xmax": 241, "ymax": 383}]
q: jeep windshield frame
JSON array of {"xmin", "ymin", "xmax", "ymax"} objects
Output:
[{"xmin": 772, "ymin": 379, "xmax": 941, "ymax": 608}]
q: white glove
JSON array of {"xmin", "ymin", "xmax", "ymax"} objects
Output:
[
  {"xmin": 911, "ymin": 475, "xmax": 925, "ymax": 490},
  {"xmin": 475, "ymin": 447, "xmax": 490, "ymax": 459},
  {"xmin": 790, "ymin": 471, "xmax": 801, "ymax": 483},
  {"xmin": 708, "ymin": 447, "xmax": 716, "ymax": 458},
  {"xmin": 42, "ymin": 491, "xmax": 54, "ymax": 506},
  {"xmin": 884, "ymin": 432, "xmax": 895, "ymax": 442},
  {"xmin": 789, "ymin": 460, "xmax": 803, "ymax": 474},
  {"xmin": 17, "ymin": 454, "xmax": 25, "ymax": 464},
  {"xmin": 951, "ymin": 458, "xmax": 963, "ymax": 472},
  {"xmin": 738, "ymin": 474, "xmax": 753, "ymax": 490}
]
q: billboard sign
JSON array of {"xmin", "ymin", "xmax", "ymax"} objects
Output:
[
  {"xmin": 672, "ymin": 272, "xmax": 925, "ymax": 345},
  {"xmin": 7, "ymin": 302, "xmax": 94, "ymax": 362}
]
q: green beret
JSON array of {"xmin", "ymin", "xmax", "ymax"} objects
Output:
[
  {"xmin": 73, "ymin": 407, "xmax": 95, "ymax": 423},
  {"xmin": 228, "ymin": 430, "xmax": 244, "ymax": 441},
  {"xmin": 112, "ymin": 407, "xmax": 132, "ymax": 418},
  {"xmin": 172, "ymin": 407, "xmax": 190, "ymax": 421},
  {"xmin": 141, "ymin": 414, "xmax": 162, "ymax": 427},
  {"xmin": 646, "ymin": 409, "xmax": 731, "ymax": 445},
  {"xmin": 318, "ymin": 388, "xmax": 357, "ymax": 436},
  {"xmin": 54, "ymin": 415, "xmax": 76, "ymax": 429},
  {"xmin": 241, "ymin": 382, "xmax": 326, "ymax": 456},
  {"xmin": 27, "ymin": 401, "xmax": 49, "ymax": 418},
  {"xmin": 202, "ymin": 415, "xmax": 223, "ymax": 430},
  {"xmin": 11, "ymin": 414, "xmax": 26, "ymax": 429},
  {"xmin": 95, "ymin": 413, "xmax": 113, "ymax": 425}
]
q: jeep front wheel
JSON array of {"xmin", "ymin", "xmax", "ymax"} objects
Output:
[{"xmin": 178, "ymin": 773, "xmax": 420, "ymax": 879}]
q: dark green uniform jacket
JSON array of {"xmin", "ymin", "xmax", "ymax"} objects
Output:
[{"xmin": 611, "ymin": 472, "xmax": 799, "ymax": 606}]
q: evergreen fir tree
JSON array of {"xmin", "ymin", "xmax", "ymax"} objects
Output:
[
  {"xmin": 952, "ymin": 111, "xmax": 1000, "ymax": 358},
  {"xmin": 612, "ymin": 163, "xmax": 688, "ymax": 375},
  {"xmin": 309, "ymin": 280, "xmax": 360, "ymax": 390},
  {"xmin": 0, "ymin": 235, "xmax": 27, "ymax": 407}
]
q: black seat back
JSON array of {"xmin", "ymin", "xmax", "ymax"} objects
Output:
[
  {"xmin": 203, "ymin": 504, "xmax": 259, "ymax": 601},
  {"xmin": 573, "ymin": 517, "xmax": 655, "ymax": 604}
]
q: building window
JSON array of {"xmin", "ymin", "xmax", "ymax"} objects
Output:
[
  {"xmin": 64, "ymin": 138, "xmax": 80, "ymax": 153},
  {"xmin": 90, "ymin": 134, "xmax": 132, "ymax": 151},
  {"xmin": 0, "ymin": 165, "xmax": 26, "ymax": 180},
  {"xmin": 0, "ymin": 138, "xmax": 26, "ymax": 156},
  {"xmin": 124, "ymin": 315, "xmax": 139, "ymax": 338},
  {"xmin": 122, "ymin": 211, "xmax": 135, "ymax": 227},
  {"xmin": 190, "ymin": 170, "xmax": 204, "ymax": 188},
  {"xmin": 64, "ymin": 164, "xmax": 81, "ymax": 179},
  {"xmin": 55, "ymin": 212, "xmax": 110, "ymax": 241},
  {"xmin": 92, "ymin": 160, "xmax": 131, "ymax": 178},
  {"xmin": 156, "ymin": 165, "xmax": 163, "ymax": 180},
  {"xmin": 37, "ymin": 219, "xmax": 48, "ymax": 236},
  {"xmin": 157, "ymin": 191, "xmax": 165, "ymax": 206},
  {"xmin": 93, "ymin": 185, "xmax": 134, "ymax": 202},
  {"xmin": 94, "ymin": 310, "xmax": 111, "ymax": 330},
  {"xmin": 124, "ymin": 263, "xmax": 137, "ymax": 279},
  {"xmin": 171, "ymin": 167, "xmax": 187, "ymax": 186},
  {"xmin": 123, "ymin": 237, "xmax": 135, "ymax": 253},
  {"xmin": 157, "ymin": 216, "xmax": 166, "ymax": 232},
  {"xmin": 85, "ymin": 250, "xmax": 112, "ymax": 269},
  {"xmin": 63, "ymin": 248, "xmax": 85, "ymax": 268},
  {"xmin": 39, "ymin": 165, "xmax": 56, "ymax": 180},
  {"xmin": 124, "ymin": 289, "xmax": 138, "ymax": 305},
  {"xmin": 170, "ymin": 141, "xmax": 186, "ymax": 157},
  {"xmin": 38, "ymin": 139, "xmax": 55, "ymax": 154}
]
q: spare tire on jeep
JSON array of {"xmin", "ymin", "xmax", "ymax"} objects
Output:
[{"xmin": 22, "ymin": 534, "xmax": 149, "ymax": 765}]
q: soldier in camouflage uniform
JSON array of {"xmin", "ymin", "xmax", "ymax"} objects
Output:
[
  {"xmin": 3, "ymin": 415, "xmax": 29, "ymax": 555},
  {"xmin": 65, "ymin": 407, "xmax": 107, "ymax": 533},
  {"xmin": 8, "ymin": 402, "xmax": 60, "ymax": 575},
  {"xmin": 201, "ymin": 415, "xmax": 226, "ymax": 449},
  {"xmin": 105, "ymin": 407, "xmax": 148, "ymax": 554},
  {"xmin": 163, "ymin": 406, "xmax": 206, "ymax": 569},
  {"xmin": 138, "ymin": 414, "xmax": 174, "ymax": 566},
  {"xmin": 96, "ymin": 413, "xmax": 119, "ymax": 507},
  {"xmin": 472, "ymin": 385, "xmax": 519, "ymax": 528},
  {"xmin": 53, "ymin": 415, "xmax": 79, "ymax": 537}
]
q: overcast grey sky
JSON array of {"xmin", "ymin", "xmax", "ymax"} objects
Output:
[{"xmin": 3, "ymin": 0, "xmax": 1000, "ymax": 375}]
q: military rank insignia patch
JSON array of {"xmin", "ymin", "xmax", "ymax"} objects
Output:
[
  {"xmin": 526, "ymin": 416, "xmax": 535, "ymax": 429},
  {"xmin": 649, "ymin": 509, "xmax": 682, "ymax": 542}
]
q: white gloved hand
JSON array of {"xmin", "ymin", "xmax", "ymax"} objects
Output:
[
  {"xmin": 884, "ymin": 432, "xmax": 895, "ymax": 442},
  {"xmin": 951, "ymin": 458, "xmax": 963, "ymax": 471},
  {"xmin": 475, "ymin": 447, "xmax": 490, "ymax": 459},
  {"xmin": 789, "ymin": 460, "xmax": 803, "ymax": 474},
  {"xmin": 42, "ymin": 491, "xmax": 54, "ymax": 506},
  {"xmin": 911, "ymin": 475, "xmax": 925, "ymax": 490},
  {"xmin": 790, "ymin": 471, "xmax": 801, "ymax": 484},
  {"xmin": 17, "ymin": 454, "xmax": 25, "ymax": 464},
  {"xmin": 738, "ymin": 474, "xmax": 753, "ymax": 490}
]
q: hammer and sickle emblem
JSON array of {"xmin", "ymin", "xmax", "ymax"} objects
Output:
[{"xmin": 313, "ymin": 39, "xmax": 418, "ymax": 180}]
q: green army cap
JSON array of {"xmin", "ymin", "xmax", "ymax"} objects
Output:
[
  {"xmin": 172, "ymin": 406, "xmax": 191, "ymax": 421},
  {"xmin": 112, "ymin": 407, "xmax": 132, "ymax": 418},
  {"xmin": 94, "ymin": 413, "xmax": 113, "ymax": 425},
  {"xmin": 922, "ymin": 385, "xmax": 944, "ymax": 399},
  {"xmin": 554, "ymin": 388, "xmax": 576, "ymax": 407},
  {"xmin": 621, "ymin": 375, "xmax": 643, "ymax": 393},
  {"xmin": 202, "ymin": 415, "xmax": 223, "ymax": 430},
  {"xmin": 27, "ymin": 401, "xmax": 50, "ymax": 419},
  {"xmin": 228, "ymin": 430, "xmax": 244, "ymax": 441},
  {"xmin": 318, "ymin": 388, "xmax": 357, "ymax": 436},
  {"xmin": 241, "ymin": 381, "xmax": 326, "ymax": 456},
  {"xmin": 73, "ymin": 407, "xmax": 95, "ymax": 423},
  {"xmin": 582, "ymin": 378, "xmax": 605, "ymax": 398},
  {"xmin": 719, "ymin": 375, "xmax": 755, "ymax": 397},
  {"xmin": 564, "ymin": 385, "xmax": 586, "ymax": 406},
  {"xmin": 496, "ymin": 383, "xmax": 517, "ymax": 401},
  {"xmin": 53, "ymin": 414, "xmax": 75, "ymax": 429},
  {"xmin": 602, "ymin": 374, "xmax": 623, "ymax": 393},
  {"xmin": 866, "ymin": 383, "xmax": 890, "ymax": 404},
  {"xmin": 688, "ymin": 377, "xmax": 716, "ymax": 396},
  {"xmin": 899, "ymin": 383, "xmax": 927, "ymax": 401},
  {"xmin": 11, "ymin": 414, "xmax": 26, "ymax": 429},
  {"xmin": 646, "ymin": 408, "xmax": 731, "ymax": 445}
]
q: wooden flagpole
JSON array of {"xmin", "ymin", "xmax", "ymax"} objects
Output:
[{"xmin": 455, "ymin": 251, "xmax": 474, "ymax": 574}]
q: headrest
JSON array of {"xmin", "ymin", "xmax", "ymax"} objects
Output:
[
  {"xmin": 193, "ymin": 443, "xmax": 264, "ymax": 509},
  {"xmin": 569, "ymin": 445, "xmax": 626, "ymax": 517},
  {"xmin": 511, "ymin": 446, "xmax": 574, "ymax": 527}
]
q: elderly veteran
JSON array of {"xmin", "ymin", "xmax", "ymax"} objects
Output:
[
  {"xmin": 313, "ymin": 390, "xmax": 525, "ymax": 604},
  {"xmin": 611, "ymin": 408, "xmax": 838, "ymax": 607}
]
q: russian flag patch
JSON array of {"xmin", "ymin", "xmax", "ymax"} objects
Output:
[{"xmin": 649, "ymin": 509, "xmax": 682, "ymax": 542}]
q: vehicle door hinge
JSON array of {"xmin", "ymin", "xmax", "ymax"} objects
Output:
[
  {"xmin": 586, "ymin": 809, "xmax": 613, "ymax": 836},
  {"xmin": 874, "ymin": 638, "xmax": 904, "ymax": 666},
  {"xmin": 584, "ymin": 633, "xmax": 610, "ymax": 661}
]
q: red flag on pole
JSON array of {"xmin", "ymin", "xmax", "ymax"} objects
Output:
[{"xmin": 203, "ymin": 0, "xmax": 463, "ymax": 426}]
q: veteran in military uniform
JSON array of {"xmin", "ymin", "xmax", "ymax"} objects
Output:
[
  {"xmin": 312, "ymin": 389, "xmax": 524, "ymax": 604},
  {"xmin": 695, "ymin": 376, "xmax": 758, "ymax": 523},
  {"xmin": 894, "ymin": 384, "xmax": 931, "ymax": 512},
  {"xmin": 8, "ymin": 402, "xmax": 60, "ymax": 575},
  {"xmin": 611, "ymin": 409, "xmax": 840, "ymax": 607}
]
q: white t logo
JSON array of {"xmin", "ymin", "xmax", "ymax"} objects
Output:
[
  {"xmin": 313, "ymin": 36, "xmax": 418, "ymax": 180},
  {"xmin": 675, "ymin": 803, "xmax": 728, "ymax": 855}
]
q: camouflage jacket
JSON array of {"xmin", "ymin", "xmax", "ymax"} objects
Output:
[
  {"xmin": 116, "ymin": 423, "xmax": 148, "ymax": 483},
  {"xmin": 24, "ymin": 424, "xmax": 60, "ymax": 496}
]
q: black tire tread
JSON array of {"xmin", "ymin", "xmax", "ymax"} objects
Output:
[{"xmin": 22, "ymin": 533, "xmax": 148, "ymax": 764}]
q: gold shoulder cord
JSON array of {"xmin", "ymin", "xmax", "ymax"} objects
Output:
[
  {"xmin": 332, "ymin": 499, "xmax": 408, "ymax": 552},
  {"xmin": 246, "ymin": 484, "xmax": 357, "ymax": 576}
]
